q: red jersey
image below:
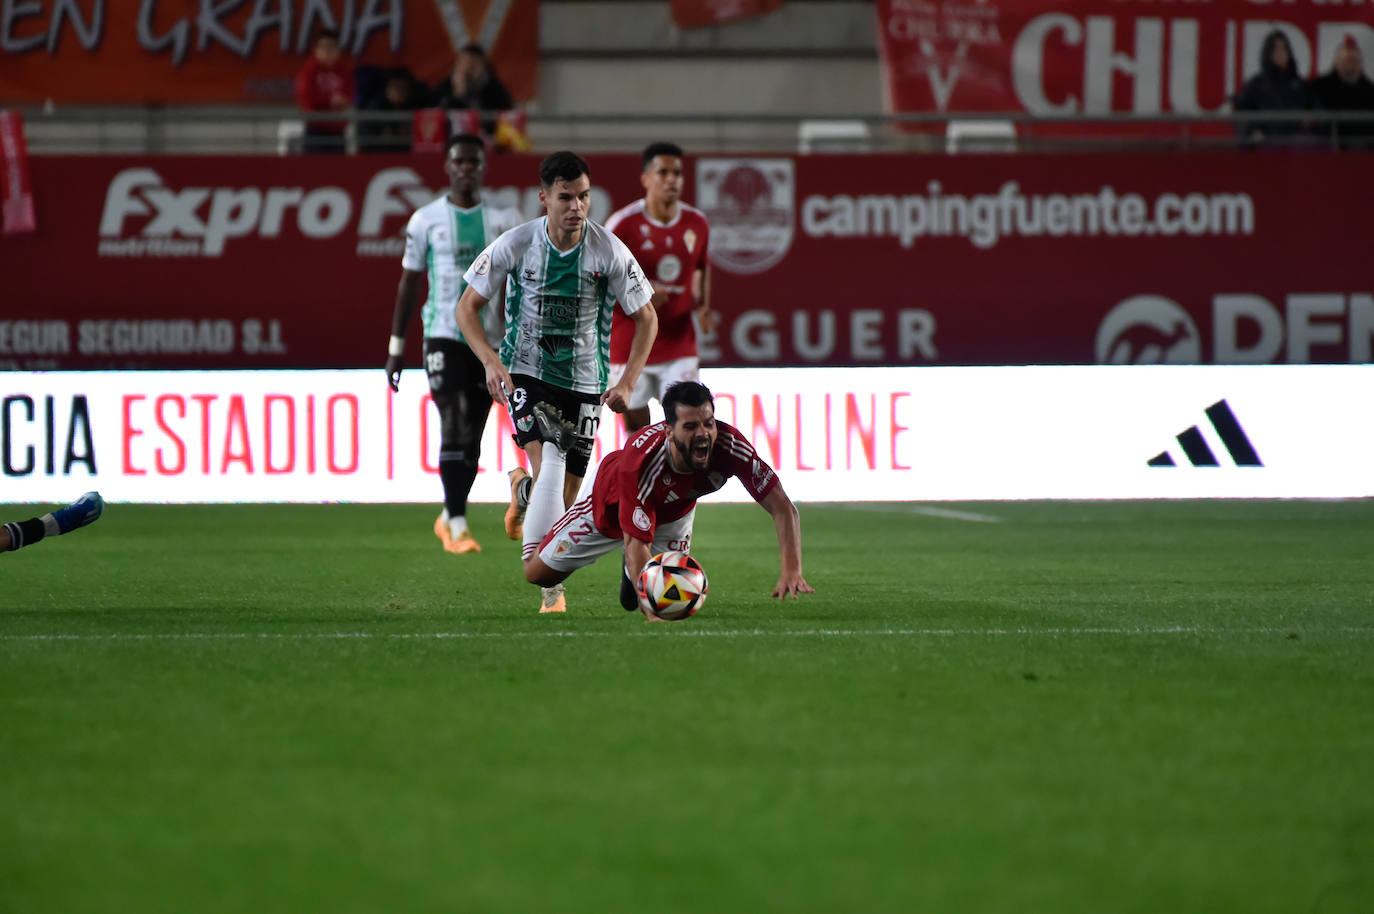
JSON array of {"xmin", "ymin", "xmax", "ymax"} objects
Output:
[
  {"xmin": 294, "ymin": 58, "xmax": 355, "ymax": 133},
  {"xmin": 606, "ymin": 199, "xmax": 711, "ymax": 364},
  {"xmin": 590, "ymin": 420, "xmax": 779, "ymax": 543}
]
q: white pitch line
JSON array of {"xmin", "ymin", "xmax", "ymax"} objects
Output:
[
  {"xmin": 3, "ymin": 627, "xmax": 1372, "ymax": 643},
  {"xmin": 842, "ymin": 504, "xmax": 1004, "ymax": 523}
]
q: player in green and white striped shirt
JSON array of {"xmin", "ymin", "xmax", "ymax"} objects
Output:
[
  {"xmin": 458, "ymin": 151, "xmax": 658, "ymax": 614},
  {"xmin": 386, "ymin": 134, "xmax": 522, "ymax": 556}
]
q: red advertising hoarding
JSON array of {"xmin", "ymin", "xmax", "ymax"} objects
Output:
[
  {"xmin": 876, "ymin": 0, "xmax": 1374, "ymax": 115},
  {"xmin": 1, "ymin": 151, "xmax": 1370, "ymax": 370},
  {"xmin": 0, "ymin": 0, "xmax": 539, "ymax": 104}
]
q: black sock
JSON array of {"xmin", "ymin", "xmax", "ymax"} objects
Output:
[
  {"xmin": 3, "ymin": 518, "xmax": 46, "ymax": 552},
  {"xmin": 620, "ymin": 563, "xmax": 639, "ymax": 611},
  {"xmin": 439, "ymin": 454, "xmax": 479, "ymax": 518}
]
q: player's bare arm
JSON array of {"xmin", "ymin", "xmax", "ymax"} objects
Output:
[
  {"xmin": 692, "ymin": 263, "xmax": 717, "ymax": 336},
  {"xmin": 386, "ymin": 268, "xmax": 426, "ymax": 391},
  {"xmin": 456, "ymin": 285, "xmax": 512, "ymax": 400},
  {"xmin": 622, "ymin": 533, "xmax": 665, "ymax": 622},
  {"xmin": 649, "ymin": 283, "xmax": 671, "ymax": 309},
  {"xmin": 602, "ymin": 305, "xmax": 657, "ymax": 413},
  {"xmin": 760, "ymin": 484, "xmax": 813, "ymax": 600}
]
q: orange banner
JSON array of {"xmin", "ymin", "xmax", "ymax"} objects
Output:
[{"xmin": 0, "ymin": 0, "xmax": 538, "ymax": 104}]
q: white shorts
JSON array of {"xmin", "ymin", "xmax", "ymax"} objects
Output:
[
  {"xmin": 539, "ymin": 500, "xmax": 696, "ymax": 574},
  {"xmin": 608, "ymin": 356, "xmax": 700, "ymax": 411}
]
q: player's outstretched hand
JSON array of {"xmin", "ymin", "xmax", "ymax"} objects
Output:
[
  {"xmin": 385, "ymin": 356, "xmax": 404, "ymax": 392},
  {"xmin": 695, "ymin": 306, "xmax": 719, "ymax": 336},
  {"xmin": 640, "ymin": 604, "xmax": 666, "ymax": 623},
  {"xmin": 601, "ymin": 381, "xmax": 633, "ymax": 414},
  {"xmin": 485, "ymin": 362, "xmax": 515, "ymax": 403},
  {"xmin": 772, "ymin": 574, "xmax": 814, "ymax": 600}
]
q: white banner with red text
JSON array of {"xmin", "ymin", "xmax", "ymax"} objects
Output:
[{"xmin": 2, "ymin": 367, "xmax": 1370, "ymax": 505}]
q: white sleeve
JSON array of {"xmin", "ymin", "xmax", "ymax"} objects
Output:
[
  {"xmin": 462, "ymin": 234, "xmax": 514, "ymax": 301},
  {"xmin": 400, "ymin": 210, "xmax": 428, "ymax": 272},
  {"xmin": 608, "ymin": 235, "xmax": 653, "ymax": 315}
]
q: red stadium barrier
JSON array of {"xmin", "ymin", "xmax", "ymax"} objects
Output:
[{"xmin": 1, "ymin": 151, "xmax": 1370, "ymax": 370}]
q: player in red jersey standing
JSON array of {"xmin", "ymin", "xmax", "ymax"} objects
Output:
[
  {"xmin": 605, "ymin": 143, "xmax": 716, "ymax": 434},
  {"xmin": 519, "ymin": 381, "xmax": 812, "ymax": 620}
]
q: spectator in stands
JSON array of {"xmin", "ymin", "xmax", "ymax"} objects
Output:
[
  {"xmin": 432, "ymin": 44, "xmax": 514, "ymax": 138},
  {"xmin": 295, "ymin": 29, "xmax": 355, "ymax": 153},
  {"xmin": 1309, "ymin": 37, "xmax": 1374, "ymax": 150},
  {"xmin": 360, "ymin": 68, "xmax": 423, "ymax": 153},
  {"xmin": 1234, "ymin": 31, "xmax": 1312, "ymax": 145}
]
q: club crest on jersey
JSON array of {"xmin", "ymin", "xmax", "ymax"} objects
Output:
[
  {"xmin": 683, "ymin": 229, "xmax": 697, "ymax": 253},
  {"xmin": 517, "ymin": 416, "xmax": 534, "ymax": 431},
  {"xmin": 696, "ymin": 157, "xmax": 794, "ymax": 275},
  {"xmin": 632, "ymin": 507, "xmax": 651, "ymax": 531},
  {"xmin": 474, "ymin": 252, "xmax": 491, "ymax": 275},
  {"xmin": 661, "ymin": 473, "xmax": 673, "ymax": 486}
]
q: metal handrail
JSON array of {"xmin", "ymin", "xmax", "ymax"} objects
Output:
[{"xmin": 14, "ymin": 106, "xmax": 1374, "ymax": 154}]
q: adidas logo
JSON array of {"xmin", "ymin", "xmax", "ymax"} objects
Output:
[
  {"xmin": 663, "ymin": 491, "xmax": 680, "ymax": 503},
  {"xmin": 1148, "ymin": 399, "xmax": 1262, "ymax": 468}
]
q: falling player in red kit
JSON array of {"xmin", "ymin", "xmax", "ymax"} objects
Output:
[
  {"xmin": 520, "ymin": 381, "xmax": 812, "ymax": 620},
  {"xmin": 605, "ymin": 142, "xmax": 716, "ymax": 434}
]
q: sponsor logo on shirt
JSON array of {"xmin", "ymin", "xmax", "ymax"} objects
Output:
[
  {"xmin": 632, "ymin": 507, "xmax": 651, "ymax": 531},
  {"xmin": 752, "ymin": 459, "xmax": 773, "ymax": 489},
  {"xmin": 657, "ymin": 254, "xmax": 682, "ymax": 283}
]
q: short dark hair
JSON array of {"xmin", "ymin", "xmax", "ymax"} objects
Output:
[
  {"xmin": 446, "ymin": 133, "xmax": 485, "ymax": 156},
  {"xmin": 316, "ymin": 29, "xmax": 340, "ymax": 44},
  {"xmin": 539, "ymin": 151, "xmax": 590, "ymax": 187},
  {"xmin": 642, "ymin": 142, "xmax": 684, "ymax": 168},
  {"xmin": 460, "ymin": 43, "xmax": 488, "ymax": 58},
  {"xmin": 662, "ymin": 381, "xmax": 714, "ymax": 425}
]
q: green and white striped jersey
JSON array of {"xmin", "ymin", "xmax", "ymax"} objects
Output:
[
  {"xmin": 401, "ymin": 197, "xmax": 521, "ymax": 347},
  {"xmin": 463, "ymin": 217, "xmax": 653, "ymax": 395}
]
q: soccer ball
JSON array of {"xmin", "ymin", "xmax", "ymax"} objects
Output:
[{"xmin": 636, "ymin": 551, "xmax": 709, "ymax": 621}]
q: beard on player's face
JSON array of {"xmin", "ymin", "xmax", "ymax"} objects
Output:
[{"xmin": 672, "ymin": 426, "xmax": 714, "ymax": 469}]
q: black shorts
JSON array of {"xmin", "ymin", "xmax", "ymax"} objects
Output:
[
  {"xmin": 506, "ymin": 373, "xmax": 601, "ymax": 478},
  {"xmin": 423, "ymin": 338, "xmax": 486, "ymax": 400}
]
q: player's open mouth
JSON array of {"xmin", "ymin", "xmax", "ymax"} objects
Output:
[{"xmin": 691, "ymin": 440, "xmax": 710, "ymax": 460}]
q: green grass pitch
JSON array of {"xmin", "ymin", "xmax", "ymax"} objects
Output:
[{"xmin": 2, "ymin": 499, "xmax": 1372, "ymax": 914}]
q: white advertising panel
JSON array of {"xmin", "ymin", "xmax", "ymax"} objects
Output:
[{"xmin": 1, "ymin": 367, "xmax": 1370, "ymax": 503}]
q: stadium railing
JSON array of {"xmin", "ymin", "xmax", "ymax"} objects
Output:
[{"xmin": 14, "ymin": 107, "xmax": 1374, "ymax": 155}]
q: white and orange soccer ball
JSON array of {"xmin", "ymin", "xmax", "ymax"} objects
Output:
[{"xmin": 636, "ymin": 551, "xmax": 709, "ymax": 621}]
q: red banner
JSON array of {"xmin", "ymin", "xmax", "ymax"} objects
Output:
[
  {"xmin": 670, "ymin": 0, "xmax": 783, "ymax": 30},
  {"xmin": 876, "ymin": 0, "xmax": 1374, "ymax": 115},
  {"xmin": 0, "ymin": 0, "xmax": 538, "ymax": 104},
  {"xmin": 0, "ymin": 110, "xmax": 37, "ymax": 234},
  {"xmin": 1, "ymin": 151, "xmax": 1370, "ymax": 370}
]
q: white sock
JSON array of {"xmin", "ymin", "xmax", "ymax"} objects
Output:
[
  {"xmin": 447, "ymin": 515, "xmax": 469, "ymax": 538},
  {"xmin": 523, "ymin": 448, "xmax": 566, "ymax": 559},
  {"xmin": 41, "ymin": 514, "xmax": 59, "ymax": 537}
]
